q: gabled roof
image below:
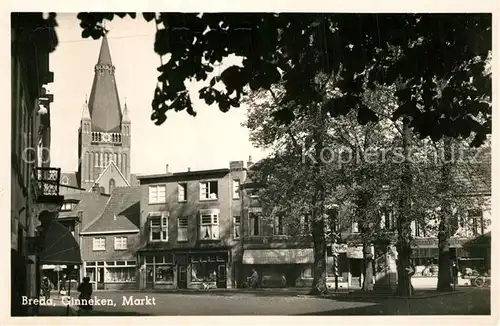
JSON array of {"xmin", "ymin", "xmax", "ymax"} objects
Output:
[
  {"xmin": 58, "ymin": 192, "xmax": 110, "ymax": 230},
  {"xmin": 83, "ymin": 186, "xmax": 141, "ymax": 233},
  {"xmin": 88, "ymin": 160, "xmax": 130, "ymax": 191},
  {"xmin": 87, "ymin": 35, "xmax": 122, "ymax": 133}
]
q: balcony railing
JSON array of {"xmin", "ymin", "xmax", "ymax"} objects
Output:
[{"xmin": 32, "ymin": 167, "xmax": 61, "ymax": 199}]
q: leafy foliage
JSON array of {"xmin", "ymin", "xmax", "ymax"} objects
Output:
[{"xmin": 75, "ymin": 13, "xmax": 491, "ymax": 146}]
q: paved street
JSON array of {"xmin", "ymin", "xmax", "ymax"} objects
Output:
[{"xmin": 38, "ymin": 287, "xmax": 490, "ymax": 316}]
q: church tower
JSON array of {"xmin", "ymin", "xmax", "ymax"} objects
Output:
[{"xmin": 77, "ymin": 35, "xmax": 131, "ymax": 194}]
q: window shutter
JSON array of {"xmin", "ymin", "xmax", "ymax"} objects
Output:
[
  {"xmin": 158, "ymin": 186, "xmax": 166, "ymax": 203},
  {"xmin": 149, "ymin": 186, "xmax": 157, "ymax": 203},
  {"xmin": 212, "ymin": 224, "xmax": 220, "ymax": 239},
  {"xmin": 161, "ymin": 211, "xmax": 168, "ymax": 241},
  {"xmin": 200, "ymin": 182, "xmax": 207, "ymax": 199}
]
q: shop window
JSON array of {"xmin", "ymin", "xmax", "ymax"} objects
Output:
[
  {"xmin": 191, "ymin": 262, "xmax": 218, "ymax": 282},
  {"xmin": 145, "ymin": 256, "xmax": 154, "ymax": 264},
  {"xmin": 233, "ymin": 216, "xmax": 241, "ymax": 239},
  {"xmin": 105, "ymin": 267, "xmax": 136, "ymax": 282},
  {"xmin": 149, "ymin": 212, "xmax": 168, "ymax": 242},
  {"xmin": 154, "ymin": 255, "xmax": 173, "ymax": 264},
  {"xmin": 302, "ymin": 266, "xmax": 313, "ymax": 279},
  {"xmin": 200, "ymin": 181, "xmax": 218, "ymax": 200},
  {"xmin": 155, "ymin": 265, "xmax": 174, "ymax": 283},
  {"xmin": 85, "ymin": 268, "xmax": 96, "ymax": 282},
  {"xmin": 199, "ymin": 209, "xmax": 220, "ymax": 240},
  {"xmin": 177, "ymin": 216, "xmax": 188, "ymax": 242}
]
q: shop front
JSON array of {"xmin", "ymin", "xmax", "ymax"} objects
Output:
[
  {"xmin": 138, "ymin": 250, "xmax": 231, "ymax": 290},
  {"xmin": 83, "ymin": 260, "xmax": 137, "ymax": 291},
  {"xmin": 242, "ymin": 248, "xmax": 315, "ymax": 288}
]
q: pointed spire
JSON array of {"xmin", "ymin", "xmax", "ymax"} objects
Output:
[
  {"xmin": 122, "ymin": 97, "xmax": 131, "ymax": 123},
  {"xmin": 81, "ymin": 95, "xmax": 90, "ymax": 120},
  {"xmin": 87, "ymin": 35, "xmax": 122, "ymax": 133},
  {"xmin": 97, "ymin": 33, "xmax": 113, "ymax": 66}
]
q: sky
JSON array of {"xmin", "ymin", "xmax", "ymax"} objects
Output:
[{"xmin": 48, "ymin": 13, "xmax": 269, "ymax": 175}]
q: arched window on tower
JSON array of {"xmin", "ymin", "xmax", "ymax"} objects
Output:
[{"xmin": 109, "ymin": 178, "xmax": 116, "ymax": 194}]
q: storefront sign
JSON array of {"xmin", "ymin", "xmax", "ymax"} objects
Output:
[
  {"xmin": 347, "ymin": 246, "xmax": 364, "ymax": 259},
  {"xmin": 332, "ymin": 243, "xmax": 348, "ymax": 253}
]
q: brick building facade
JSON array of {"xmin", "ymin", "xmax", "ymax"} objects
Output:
[{"xmin": 136, "ymin": 162, "xmax": 246, "ymax": 289}]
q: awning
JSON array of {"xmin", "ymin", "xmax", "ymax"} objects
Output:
[
  {"xmin": 39, "ymin": 220, "xmax": 82, "ymax": 265},
  {"xmin": 242, "ymin": 249, "xmax": 314, "ymax": 264}
]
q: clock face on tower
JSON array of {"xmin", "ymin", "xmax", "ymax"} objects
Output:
[{"xmin": 102, "ymin": 133, "xmax": 111, "ymax": 142}]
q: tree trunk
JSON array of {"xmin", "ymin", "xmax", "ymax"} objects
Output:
[
  {"xmin": 308, "ymin": 105, "xmax": 329, "ymax": 295},
  {"xmin": 395, "ymin": 240, "xmax": 413, "ymax": 296},
  {"xmin": 437, "ymin": 136, "xmax": 454, "ymax": 291},
  {"xmin": 362, "ymin": 241, "xmax": 374, "ymax": 291},
  {"xmin": 356, "ymin": 189, "xmax": 374, "ymax": 292},
  {"xmin": 394, "ymin": 119, "xmax": 414, "ymax": 296},
  {"xmin": 310, "ymin": 217, "xmax": 328, "ymax": 295}
]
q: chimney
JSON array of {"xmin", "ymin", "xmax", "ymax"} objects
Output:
[
  {"xmin": 247, "ymin": 155, "xmax": 254, "ymax": 168},
  {"xmin": 187, "ymin": 167, "xmax": 191, "ymax": 172},
  {"xmin": 166, "ymin": 164, "xmax": 169, "ymax": 174},
  {"xmin": 91, "ymin": 183, "xmax": 101, "ymax": 194}
]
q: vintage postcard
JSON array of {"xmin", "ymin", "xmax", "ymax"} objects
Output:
[{"xmin": 3, "ymin": 1, "xmax": 498, "ymax": 325}]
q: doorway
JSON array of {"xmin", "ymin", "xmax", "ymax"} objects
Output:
[
  {"xmin": 216, "ymin": 264, "xmax": 227, "ymax": 288},
  {"xmin": 97, "ymin": 267, "xmax": 105, "ymax": 290},
  {"xmin": 146, "ymin": 266, "xmax": 154, "ymax": 289},
  {"xmin": 177, "ymin": 265, "xmax": 187, "ymax": 289}
]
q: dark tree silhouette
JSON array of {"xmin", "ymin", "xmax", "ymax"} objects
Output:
[{"xmin": 74, "ymin": 13, "xmax": 491, "ymax": 147}]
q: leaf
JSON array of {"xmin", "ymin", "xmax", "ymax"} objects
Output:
[
  {"xmin": 357, "ymin": 104, "xmax": 379, "ymax": 125},
  {"xmin": 143, "ymin": 12, "xmax": 156, "ymax": 22},
  {"xmin": 271, "ymin": 108, "xmax": 295, "ymax": 125},
  {"xmin": 154, "ymin": 28, "xmax": 171, "ymax": 55}
]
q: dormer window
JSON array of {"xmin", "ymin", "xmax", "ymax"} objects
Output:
[{"xmin": 60, "ymin": 201, "xmax": 77, "ymax": 212}]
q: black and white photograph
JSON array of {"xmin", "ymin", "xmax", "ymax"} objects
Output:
[{"xmin": 7, "ymin": 4, "xmax": 496, "ymax": 323}]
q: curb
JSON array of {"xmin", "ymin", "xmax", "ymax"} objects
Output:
[{"xmin": 324, "ymin": 290, "xmax": 464, "ymax": 300}]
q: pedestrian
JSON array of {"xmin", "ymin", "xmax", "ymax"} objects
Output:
[
  {"xmin": 77, "ymin": 277, "xmax": 93, "ymax": 313},
  {"xmin": 60, "ymin": 273, "xmax": 67, "ymax": 295},
  {"xmin": 408, "ymin": 262, "xmax": 415, "ymax": 294},
  {"xmin": 452, "ymin": 260, "xmax": 459, "ymax": 288},
  {"xmin": 41, "ymin": 276, "xmax": 51, "ymax": 299},
  {"xmin": 249, "ymin": 268, "xmax": 259, "ymax": 289}
]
